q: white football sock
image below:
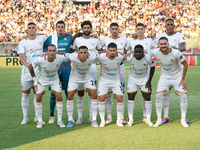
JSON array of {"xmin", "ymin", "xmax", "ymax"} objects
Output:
[
  {"xmin": 117, "ymin": 102, "xmax": 123, "ymax": 122},
  {"xmin": 33, "ymin": 94, "xmax": 37, "ymax": 117},
  {"xmin": 163, "ymin": 90, "xmax": 171, "ymax": 118},
  {"xmin": 67, "ymin": 100, "xmax": 74, "ymax": 121},
  {"xmin": 122, "ymin": 96, "xmax": 125, "ymax": 119},
  {"xmin": 77, "ymin": 96, "xmax": 83, "ymax": 119},
  {"xmin": 142, "ymin": 98, "xmax": 146, "ymax": 117},
  {"xmin": 106, "ymin": 92, "xmax": 112, "ymax": 119},
  {"xmin": 180, "ymin": 94, "xmax": 187, "ymax": 120},
  {"xmin": 21, "ymin": 93, "xmax": 29, "ymax": 118},
  {"xmin": 128, "ymin": 100, "xmax": 134, "ymax": 121},
  {"xmin": 99, "ymin": 101, "xmax": 105, "ymax": 122},
  {"xmin": 145, "ymin": 100, "xmax": 152, "ymax": 121},
  {"xmin": 156, "ymin": 92, "xmax": 163, "ymax": 121},
  {"xmin": 56, "ymin": 101, "xmax": 63, "ymax": 122},
  {"xmin": 35, "ymin": 102, "xmax": 43, "ymax": 122},
  {"xmin": 91, "ymin": 99, "xmax": 98, "ymax": 121}
]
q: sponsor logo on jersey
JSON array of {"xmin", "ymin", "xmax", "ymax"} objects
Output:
[{"xmin": 180, "ymin": 55, "xmax": 183, "ymax": 59}]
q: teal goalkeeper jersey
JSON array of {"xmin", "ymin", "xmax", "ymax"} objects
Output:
[{"xmin": 43, "ymin": 34, "xmax": 73, "ymax": 70}]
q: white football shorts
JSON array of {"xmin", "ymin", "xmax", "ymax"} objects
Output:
[
  {"xmin": 68, "ymin": 77, "xmax": 96, "ymax": 92},
  {"xmin": 98, "ymin": 78, "xmax": 123, "ymax": 96},
  {"xmin": 156, "ymin": 75, "xmax": 187, "ymax": 95},
  {"xmin": 127, "ymin": 74, "xmax": 149, "ymax": 93},
  {"xmin": 37, "ymin": 77, "xmax": 61, "ymax": 94}
]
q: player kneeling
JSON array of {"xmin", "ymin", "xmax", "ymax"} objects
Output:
[
  {"xmin": 28, "ymin": 44, "xmax": 69, "ymax": 128},
  {"xmin": 125, "ymin": 45, "xmax": 155, "ymax": 127},
  {"xmin": 66, "ymin": 46, "xmax": 99, "ymax": 128},
  {"xmin": 97, "ymin": 42, "xmax": 125, "ymax": 127}
]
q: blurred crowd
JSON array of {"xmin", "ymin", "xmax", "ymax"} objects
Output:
[{"xmin": 0, "ymin": 0, "xmax": 199, "ymax": 43}]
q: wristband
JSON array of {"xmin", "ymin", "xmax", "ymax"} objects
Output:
[{"xmin": 33, "ymin": 77, "xmax": 37, "ymax": 85}]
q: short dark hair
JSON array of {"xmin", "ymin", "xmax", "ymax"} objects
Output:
[
  {"xmin": 27, "ymin": 22, "xmax": 36, "ymax": 27},
  {"xmin": 165, "ymin": 18, "xmax": 174, "ymax": 24},
  {"xmin": 134, "ymin": 44, "xmax": 144, "ymax": 51},
  {"xmin": 110, "ymin": 23, "xmax": 119, "ymax": 28},
  {"xmin": 47, "ymin": 44, "xmax": 56, "ymax": 51},
  {"xmin": 108, "ymin": 42, "xmax": 117, "ymax": 49},
  {"xmin": 56, "ymin": 20, "xmax": 65, "ymax": 28},
  {"xmin": 81, "ymin": 21, "xmax": 92, "ymax": 28},
  {"xmin": 136, "ymin": 23, "xmax": 145, "ymax": 28},
  {"xmin": 159, "ymin": 36, "xmax": 168, "ymax": 42},
  {"xmin": 78, "ymin": 45, "xmax": 88, "ymax": 51}
]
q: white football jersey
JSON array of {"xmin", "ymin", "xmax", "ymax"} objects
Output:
[
  {"xmin": 149, "ymin": 48, "xmax": 185, "ymax": 78},
  {"xmin": 32, "ymin": 54, "xmax": 69, "ymax": 81},
  {"xmin": 126, "ymin": 53, "xmax": 155, "ymax": 78},
  {"xmin": 18, "ymin": 35, "xmax": 47, "ymax": 76},
  {"xmin": 97, "ymin": 53, "xmax": 124, "ymax": 81},
  {"xmin": 72, "ymin": 37, "xmax": 102, "ymax": 54},
  {"xmin": 69, "ymin": 53, "xmax": 98, "ymax": 81},
  {"xmin": 100, "ymin": 36, "xmax": 128, "ymax": 53},
  {"xmin": 126, "ymin": 38, "xmax": 157, "ymax": 52},
  {"xmin": 155, "ymin": 32, "xmax": 185, "ymax": 49}
]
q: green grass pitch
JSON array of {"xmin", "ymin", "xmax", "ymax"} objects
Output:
[{"xmin": 0, "ymin": 66, "xmax": 200, "ymax": 150}]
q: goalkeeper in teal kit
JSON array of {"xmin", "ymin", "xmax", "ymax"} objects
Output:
[{"xmin": 43, "ymin": 21, "xmax": 73, "ymax": 123}]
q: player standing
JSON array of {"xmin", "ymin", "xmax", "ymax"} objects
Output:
[
  {"xmin": 126, "ymin": 23, "xmax": 157, "ymax": 122},
  {"xmin": 149, "ymin": 37, "xmax": 189, "ymax": 127},
  {"xmin": 66, "ymin": 46, "xmax": 99, "ymax": 128},
  {"xmin": 72, "ymin": 21, "xmax": 102, "ymax": 124},
  {"xmin": 18, "ymin": 22, "xmax": 47, "ymax": 124},
  {"xmin": 154, "ymin": 19, "xmax": 188, "ymax": 124},
  {"xmin": 125, "ymin": 45, "xmax": 155, "ymax": 127},
  {"xmin": 97, "ymin": 42, "xmax": 125, "ymax": 127},
  {"xmin": 28, "ymin": 44, "xmax": 68, "ymax": 128},
  {"xmin": 100, "ymin": 23, "xmax": 128, "ymax": 124},
  {"xmin": 43, "ymin": 21, "xmax": 73, "ymax": 124}
]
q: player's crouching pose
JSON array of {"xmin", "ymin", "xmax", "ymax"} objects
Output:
[
  {"xmin": 125, "ymin": 45, "xmax": 155, "ymax": 127},
  {"xmin": 66, "ymin": 46, "xmax": 99, "ymax": 128},
  {"xmin": 149, "ymin": 37, "xmax": 189, "ymax": 127},
  {"xmin": 28, "ymin": 44, "xmax": 69, "ymax": 128},
  {"xmin": 97, "ymin": 42, "xmax": 125, "ymax": 127}
]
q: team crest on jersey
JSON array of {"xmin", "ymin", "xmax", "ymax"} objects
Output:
[
  {"xmin": 43, "ymin": 67, "xmax": 46, "ymax": 70},
  {"xmin": 39, "ymin": 42, "xmax": 42, "ymax": 45},
  {"xmin": 117, "ymin": 62, "xmax": 120, "ymax": 65},
  {"xmin": 143, "ymin": 63, "xmax": 147, "ymax": 66},
  {"xmin": 56, "ymin": 64, "xmax": 59, "ymax": 68},
  {"xmin": 30, "ymin": 49, "xmax": 34, "ymax": 53},
  {"xmin": 88, "ymin": 63, "xmax": 91, "ymax": 66},
  {"xmin": 64, "ymin": 38, "xmax": 67, "ymax": 41},
  {"xmin": 174, "ymin": 39, "xmax": 177, "ymax": 43},
  {"xmin": 170, "ymin": 59, "xmax": 174, "ymax": 62},
  {"xmin": 92, "ymin": 43, "xmax": 95, "ymax": 46},
  {"xmin": 145, "ymin": 43, "xmax": 148, "ymax": 46},
  {"xmin": 158, "ymin": 59, "xmax": 161, "ymax": 61},
  {"xmin": 120, "ymin": 42, "xmax": 123, "ymax": 45}
]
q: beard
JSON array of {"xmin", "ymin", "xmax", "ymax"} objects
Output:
[{"xmin": 83, "ymin": 31, "xmax": 91, "ymax": 36}]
